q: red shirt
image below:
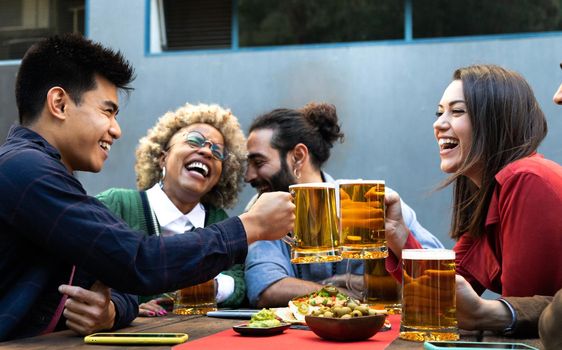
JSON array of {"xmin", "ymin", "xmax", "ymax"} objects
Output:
[{"xmin": 389, "ymin": 154, "xmax": 562, "ymax": 297}]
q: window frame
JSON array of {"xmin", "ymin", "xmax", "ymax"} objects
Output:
[{"xmin": 142, "ymin": 0, "xmax": 562, "ymax": 57}]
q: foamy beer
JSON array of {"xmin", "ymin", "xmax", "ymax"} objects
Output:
[
  {"xmin": 288, "ymin": 183, "xmax": 341, "ymax": 264},
  {"xmin": 173, "ymin": 279, "xmax": 217, "ymax": 315},
  {"xmin": 400, "ymin": 249, "xmax": 458, "ymax": 341},
  {"xmin": 339, "ymin": 180, "xmax": 386, "ymax": 259},
  {"xmin": 364, "ymin": 258, "xmax": 401, "ymax": 314}
]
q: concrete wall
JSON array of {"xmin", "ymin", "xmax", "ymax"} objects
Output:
[
  {"xmin": 3, "ymin": 0, "xmax": 562, "ymax": 248},
  {"xmin": 0, "ymin": 65, "xmax": 18, "ymax": 141}
]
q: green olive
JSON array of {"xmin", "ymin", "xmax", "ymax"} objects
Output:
[
  {"xmin": 339, "ymin": 306, "xmax": 352, "ymax": 316},
  {"xmin": 324, "ymin": 311, "xmax": 334, "ymax": 318},
  {"xmin": 341, "ymin": 314, "xmax": 352, "ymax": 319},
  {"xmin": 368, "ymin": 308, "xmax": 378, "ymax": 316},
  {"xmin": 351, "ymin": 310, "xmax": 363, "ymax": 317},
  {"xmin": 355, "ymin": 305, "xmax": 369, "ymax": 315}
]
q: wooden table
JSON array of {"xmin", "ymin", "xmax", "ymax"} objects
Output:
[{"xmin": 0, "ymin": 314, "xmax": 544, "ymax": 350}]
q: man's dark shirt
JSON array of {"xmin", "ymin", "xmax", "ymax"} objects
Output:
[{"xmin": 0, "ymin": 126, "xmax": 248, "ymax": 341}]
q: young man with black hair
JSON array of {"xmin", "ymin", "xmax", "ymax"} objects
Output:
[{"xmin": 0, "ymin": 34, "xmax": 294, "ymax": 341}]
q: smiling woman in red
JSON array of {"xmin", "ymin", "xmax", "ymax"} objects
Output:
[
  {"xmin": 385, "ymin": 64, "xmax": 562, "ymax": 336},
  {"xmin": 97, "ymin": 103, "xmax": 248, "ymax": 316}
]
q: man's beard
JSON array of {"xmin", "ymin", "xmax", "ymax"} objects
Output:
[{"xmin": 251, "ymin": 158, "xmax": 297, "ymax": 193}]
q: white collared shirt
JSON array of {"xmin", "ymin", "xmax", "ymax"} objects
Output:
[
  {"xmin": 146, "ymin": 184, "xmax": 205, "ymax": 235},
  {"xmin": 145, "ymin": 184, "xmax": 234, "ymax": 303}
]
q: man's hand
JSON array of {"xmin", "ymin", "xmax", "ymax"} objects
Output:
[
  {"xmin": 240, "ymin": 191, "xmax": 295, "ymax": 244},
  {"xmin": 384, "ymin": 191, "xmax": 409, "ymax": 258},
  {"xmin": 138, "ymin": 296, "xmax": 173, "ymax": 317},
  {"xmin": 319, "ymin": 274, "xmax": 364, "ymax": 301},
  {"xmin": 58, "ymin": 280, "xmax": 116, "ymax": 335}
]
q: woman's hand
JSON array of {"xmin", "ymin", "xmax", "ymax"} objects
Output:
[
  {"xmin": 455, "ymin": 275, "xmax": 512, "ymax": 331},
  {"xmin": 138, "ymin": 296, "xmax": 173, "ymax": 317},
  {"xmin": 384, "ymin": 191, "xmax": 410, "ymax": 258}
]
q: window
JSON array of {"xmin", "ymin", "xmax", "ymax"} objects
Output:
[
  {"xmin": 413, "ymin": 0, "xmax": 562, "ymax": 39},
  {"xmin": 238, "ymin": 0, "xmax": 403, "ymax": 47},
  {"xmin": 150, "ymin": 0, "xmax": 562, "ymax": 53},
  {"xmin": 160, "ymin": 0, "xmax": 231, "ymax": 50},
  {"xmin": 0, "ymin": 0, "xmax": 85, "ymax": 60}
]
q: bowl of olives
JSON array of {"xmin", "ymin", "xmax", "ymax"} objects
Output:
[{"xmin": 304, "ymin": 302, "xmax": 386, "ymax": 341}]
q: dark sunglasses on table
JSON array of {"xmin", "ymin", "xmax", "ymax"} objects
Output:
[{"xmin": 183, "ymin": 131, "xmax": 227, "ymax": 161}]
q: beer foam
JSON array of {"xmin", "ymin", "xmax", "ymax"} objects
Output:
[
  {"xmin": 289, "ymin": 182, "xmax": 336, "ymax": 189},
  {"xmin": 337, "ymin": 179, "xmax": 385, "ymax": 185},
  {"xmin": 402, "ymin": 249, "xmax": 455, "ymax": 260}
]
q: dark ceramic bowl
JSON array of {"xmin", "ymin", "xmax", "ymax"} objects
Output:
[{"xmin": 305, "ymin": 314, "xmax": 386, "ymax": 341}]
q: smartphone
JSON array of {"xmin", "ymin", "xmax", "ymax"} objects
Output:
[
  {"xmin": 424, "ymin": 341, "xmax": 538, "ymax": 350},
  {"xmin": 84, "ymin": 332, "xmax": 189, "ymax": 345}
]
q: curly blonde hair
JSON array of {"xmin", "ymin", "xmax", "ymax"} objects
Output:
[{"xmin": 135, "ymin": 103, "xmax": 247, "ymax": 209}]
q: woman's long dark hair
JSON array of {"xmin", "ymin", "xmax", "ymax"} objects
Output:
[{"xmin": 444, "ymin": 65, "xmax": 547, "ymax": 239}]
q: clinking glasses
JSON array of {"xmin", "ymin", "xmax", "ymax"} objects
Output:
[{"xmin": 183, "ymin": 131, "xmax": 227, "ymax": 161}]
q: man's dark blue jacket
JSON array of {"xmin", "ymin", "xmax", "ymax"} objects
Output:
[{"xmin": 0, "ymin": 126, "xmax": 247, "ymax": 341}]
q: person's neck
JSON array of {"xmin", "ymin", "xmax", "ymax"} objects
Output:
[
  {"xmin": 162, "ymin": 187, "xmax": 200, "ymax": 214},
  {"xmin": 28, "ymin": 120, "xmax": 74, "ymax": 173},
  {"xmin": 28, "ymin": 120, "xmax": 55, "ymax": 148},
  {"xmin": 298, "ymin": 168, "xmax": 324, "ymax": 184}
]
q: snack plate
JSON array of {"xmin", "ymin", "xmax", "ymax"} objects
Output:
[{"xmin": 232, "ymin": 323, "xmax": 291, "ymax": 336}]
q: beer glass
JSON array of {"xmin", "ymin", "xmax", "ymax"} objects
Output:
[
  {"xmin": 364, "ymin": 258, "xmax": 401, "ymax": 314},
  {"xmin": 400, "ymin": 249, "xmax": 458, "ymax": 342},
  {"xmin": 339, "ymin": 180, "xmax": 386, "ymax": 259},
  {"xmin": 172, "ymin": 279, "xmax": 217, "ymax": 315},
  {"xmin": 287, "ymin": 183, "xmax": 341, "ymax": 264}
]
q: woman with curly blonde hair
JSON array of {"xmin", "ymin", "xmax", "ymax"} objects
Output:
[{"xmin": 97, "ymin": 103, "xmax": 248, "ymax": 316}]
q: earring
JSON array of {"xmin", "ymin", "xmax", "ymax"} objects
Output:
[
  {"xmin": 293, "ymin": 166, "xmax": 301, "ymax": 180},
  {"xmin": 159, "ymin": 167, "xmax": 167, "ymax": 189}
]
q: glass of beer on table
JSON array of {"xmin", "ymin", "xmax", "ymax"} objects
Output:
[
  {"xmin": 400, "ymin": 249, "xmax": 458, "ymax": 341},
  {"xmin": 173, "ymin": 279, "xmax": 217, "ymax": 315},
  {"xmin": 338, "ymin": 180, "xmax": 386, "ymax": 259},
  {"xmin": 285, "ymin": 183, "xmax": 341, "ymax": 264},
  {"xmin": 364, "ymin": 258, "xmax": 402, "ymax": 314}
]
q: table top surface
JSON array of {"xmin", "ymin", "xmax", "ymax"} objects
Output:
[{"xmin": 0, "ymin": 314, "xmax": 543, "ymax": 350}]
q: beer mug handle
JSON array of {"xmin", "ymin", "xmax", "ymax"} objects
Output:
[
  {"xmin": 345, "ymin": 259, "xmax": 366, "ymax": 302},
  {"xmin": 281, "ymin": 231, "xmax": 296, "ymax": 246},
  {"xmin": 281, "ymin": 188, "xmax": 297, "ymax": 246}
]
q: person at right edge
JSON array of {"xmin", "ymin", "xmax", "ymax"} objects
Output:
[{"xmin": 382, "ymin": 64, "xmax": 562, "ymax": 343}]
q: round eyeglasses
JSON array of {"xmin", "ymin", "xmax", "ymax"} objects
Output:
[{"xmin": 183, "ymin": 131, "xmax": 227, "ymax": 161}]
